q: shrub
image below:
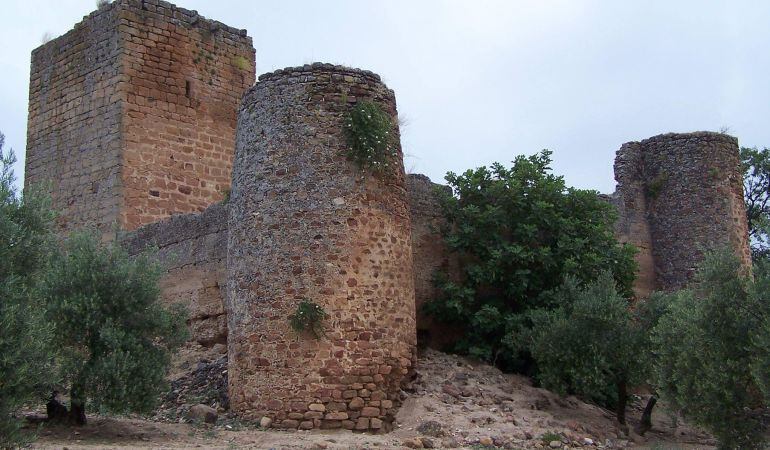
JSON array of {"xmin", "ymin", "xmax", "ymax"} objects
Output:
[
  {"xmin": 289, "ymin": 299, "xmax": 328, "ymax": 339},
  {"xmin": 425, "ymin": 151, "xmax": 637, "ymax": 370},
  {"xmin": 652, "ymin": 250, "xmax": 767, "ymax": 449},
  {"xmin": 741, "ymin": 146, "xmax": 770, "ymax": 260},
  {"xmin": 42, "ymin": 232, "xmax": 188, "ymax": 424},
  {"xmin": 231, "ymin": 56, "xmax": 250, "ymax": 71},
  {"xmin": 0, "ymin": 135, "xmax": 56, "ymax": 446},
  {"xmin": 645, "ymin": 172, "xmax": 668, "ymax": 200},
  {"xmin": 344, "ymin": 101, "xmax": 396, "ymax": 174},
  {"xmin": 525, "ymin": 274, "xmax": 648, "ymax": 423}
]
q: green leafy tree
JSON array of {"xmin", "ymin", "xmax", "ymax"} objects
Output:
[
  {"xmin": 0, "ymin": 133, "xmax": 56, "ymax": 447},
  {"xmin": 42, "ymin": 232, "xmax": 188, "ymax": 424},
  {"xmin": 524, "ymin": 274, "xmax": 647, "ymax": 424},
  {"xmin": 425, "ymin": 151, "xmax": 637, "ymax": 369},
  {"xmin": 652, "ymin": 250, "xmax": 767, "ymax": 449},
  {"xmin": 741, "ymin": 146, "xmax": 770, "ymax": 260}
]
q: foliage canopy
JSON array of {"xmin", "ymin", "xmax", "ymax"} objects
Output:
[
  {"xmin": 42, "ymin": 232, "xmax": 188, "ymax": 423},
  {"xmin": 425, "ymin": 151, "xmax": 637, "ymax": 370},
  {"xmin": 0, "ymin": 134, "xmax": 56, "ymax": 446},
  {"xmin": 525, "ymin": 274, "xmax": 648, "ymax": 423},
  {"xmin": 741, "ymin": 146, "xmax": 770, "ymax": 260},
  {"xmin": 652, "ymin": 250, "xmax": 768, "ymax": 450}
]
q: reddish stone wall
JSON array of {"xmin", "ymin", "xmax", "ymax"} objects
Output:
[
  {"xmin": 613, "ymin": 132, "xmax": 751, "ymax": 293},
  {"xmin": 25, "ymin": 4, "xmax": 125, "ymax": 235},
  {"xmin": 122, "ymin": 202, "xmax": 228, "ymax": 346},
  {"xmin": 227, "ymin": 64, "xmax": 416, "ymax": 431},
  {"xmin": 119, "ymin": 0, "xmax": 255, "ymax": 230},
  {"xmin": 25, "ymin": 0, "xmax": 255, "ymax": 234}
]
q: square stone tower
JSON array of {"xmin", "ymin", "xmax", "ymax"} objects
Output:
[{"xmin": 24, "ymin": 0, "xmax": 255, "ymax": 234}]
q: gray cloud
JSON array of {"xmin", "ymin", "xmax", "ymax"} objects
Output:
[{"xmin": 2, "ymin": 0, "xmax": 768, "ymax": 193}]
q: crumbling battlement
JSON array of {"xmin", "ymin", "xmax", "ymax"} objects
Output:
[
  {"xmin": 226, "ymin": 64, "xmax": 416, "ymax": 431},
  {"xmin": 25, "ymin": 0, "xmax": 255, "ymax": 235},
  {"xmin": 614, "ymin": 132, "xmax": 751, "ymax": 294},
  {"xmin": 122, "ymin": 202, "xmax": 228, "ymax": 346}
]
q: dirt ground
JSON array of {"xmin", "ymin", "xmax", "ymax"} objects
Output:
[{"xmin": 26, "ymin": 349, "xmax": 715, "ymax": 450}]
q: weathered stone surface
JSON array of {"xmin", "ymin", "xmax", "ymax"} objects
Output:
[
  {"xmin": 226, "ymin": 64, "xmax": 416, "ymax": 431},
  {"xmin": 613, "ymin": 132, "xmax": 751, "ymax": 295},
  {"xmin": 406, "ymin": 174, "xmax": 461, "ymax": 349},
  {"xmin": 188, "ymin": 404, "xmax": 217, "ymax": 424},
  {"xmin": 121, "ymin": 203, "xmax": 228, "ymax": 345},
  {"xmin": 25, "ymin": 0, "xmax": 255, "ymax": 235}
]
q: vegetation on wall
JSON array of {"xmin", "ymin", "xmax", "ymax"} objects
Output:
[
  {"xmin": 289, "ymin": 299, "xmax": 328, "ymax": 339},
  {"xmin": 425, "ymin": 150, "xmax": 637, "ymax": 372},
  {"xmin": 344, "ymin": 100, "xmax": 396, "ymax": 174},
  {"xmin": 232, "ymin": 56, "xmax": 250, "ymax": 71},
  {"xmin": 644, "ymin": 172, "xmax": 668, "ymax": 200}
]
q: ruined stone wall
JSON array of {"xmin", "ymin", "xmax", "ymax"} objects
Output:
[
  {"xmin": 122, "ymin": 202, "xmax": 228, "ymax": 347},
  {"xmin": 25, "ymin": 4, "xmax": 125, "ymax": 234},
  {"xmin": 612, "ymin": 142, "xmax": 657, "ymax": 298},
  {"xmin": 614, "ymin": 132, "xmax": 751, "ymax": 293},
  {"xmin": 119, "ymin": 0, "xmax": 255, "ymax": 230},
  {"xmin": 406, "ymin": 174, "xmax": 460, "ymax": 349},
  {"xmin": 227, "ymin": 64, "xmax": 416, "ymax": 431},
  {"xmin": 25, "ymin": 0, "xmax": 255, "ymax": 234}
]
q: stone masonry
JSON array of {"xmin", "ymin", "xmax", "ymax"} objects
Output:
[
  {"xmin": 226, "ymin": 64, "xmax": 416, "ymax": 431},
  {"xmin": 25, "ymin": 0, "xmax": 255, "ymax": 236},
  {"xmin": 406, "ymin": 174, "xmax": 460, "ymax": 349},
  {"xmin": 122, "ymin": 202, "xmax": 228, "ymax": 346},
  {"xmin": 613, "ymin": 132, "xmax": 751, "ymax": 294},
  {"xmin": 24, "ymin": 0, "xmax": 754, "ymax": 433}
]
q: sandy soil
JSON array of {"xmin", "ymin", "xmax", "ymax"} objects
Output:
[{"xmin": 26, "ymin": 349, "xmax": 715, "ymax": 450}]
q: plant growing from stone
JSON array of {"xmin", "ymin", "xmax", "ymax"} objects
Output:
[
  {"xmin": 344, "ymin": 100, "xmax": 396, "ymax": 174},
  {"xmin": 289, "ymin": 299, "xmax": 328, "ymax": 339},
  {"xmin": 231, "ymin": 56, "xmax": 250, "ymax": 71}
]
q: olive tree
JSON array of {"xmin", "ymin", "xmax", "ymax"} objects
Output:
[
  {"xmin": 42, "ymin": 232, "xmax": 188, "ymax": 424},
  {"xmin": 0, "ymin": 134, "xmax": 56, "ymax": 446},
  {"xmin": 652, "ymin": 251, "xmax": 767, "ymax": 449}
]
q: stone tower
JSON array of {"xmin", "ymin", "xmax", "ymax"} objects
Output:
[
  {"xmin": 24, "ymin": 0, "xmax": 255, "ymax": 235},
  {"xmin": 614, "ymin": 132, "xmax": 751, "ymax": 295},
  {"xmin": 226, "ymin": 64, "xmax": 416, "ymax": 431}
]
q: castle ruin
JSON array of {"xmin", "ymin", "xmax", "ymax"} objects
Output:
[
  {"xmin": 25, "ymin": 0, "xmax": 255, "ymax": 235},
  {"xmin": 613, "ymin": 132, "xmax": 751, "ymax": 297},
  {"xmin": 26, "ymin": 0, "xmax": 751, "ymax": 430}
]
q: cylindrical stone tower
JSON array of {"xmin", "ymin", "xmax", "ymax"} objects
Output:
[
  {"xmin": 226, "ymin": 63, "xmax": 416, "ymax": 432},
  {"xmin": 614, "ymin": 132, "xmax": 751, "ymax": 292}
]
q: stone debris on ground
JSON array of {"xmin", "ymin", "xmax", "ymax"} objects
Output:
[
  {"xmin": 154, "ymin": 352, "xmax": 229, "ymax": 424},
  {"xmin": 30, "ymin": 348, "xmax": 716, "ymax": 449}
]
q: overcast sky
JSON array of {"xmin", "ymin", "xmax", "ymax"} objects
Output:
[{"xmin": 2, "ymin": 1, "xmax": 769, "ymax": 193}]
